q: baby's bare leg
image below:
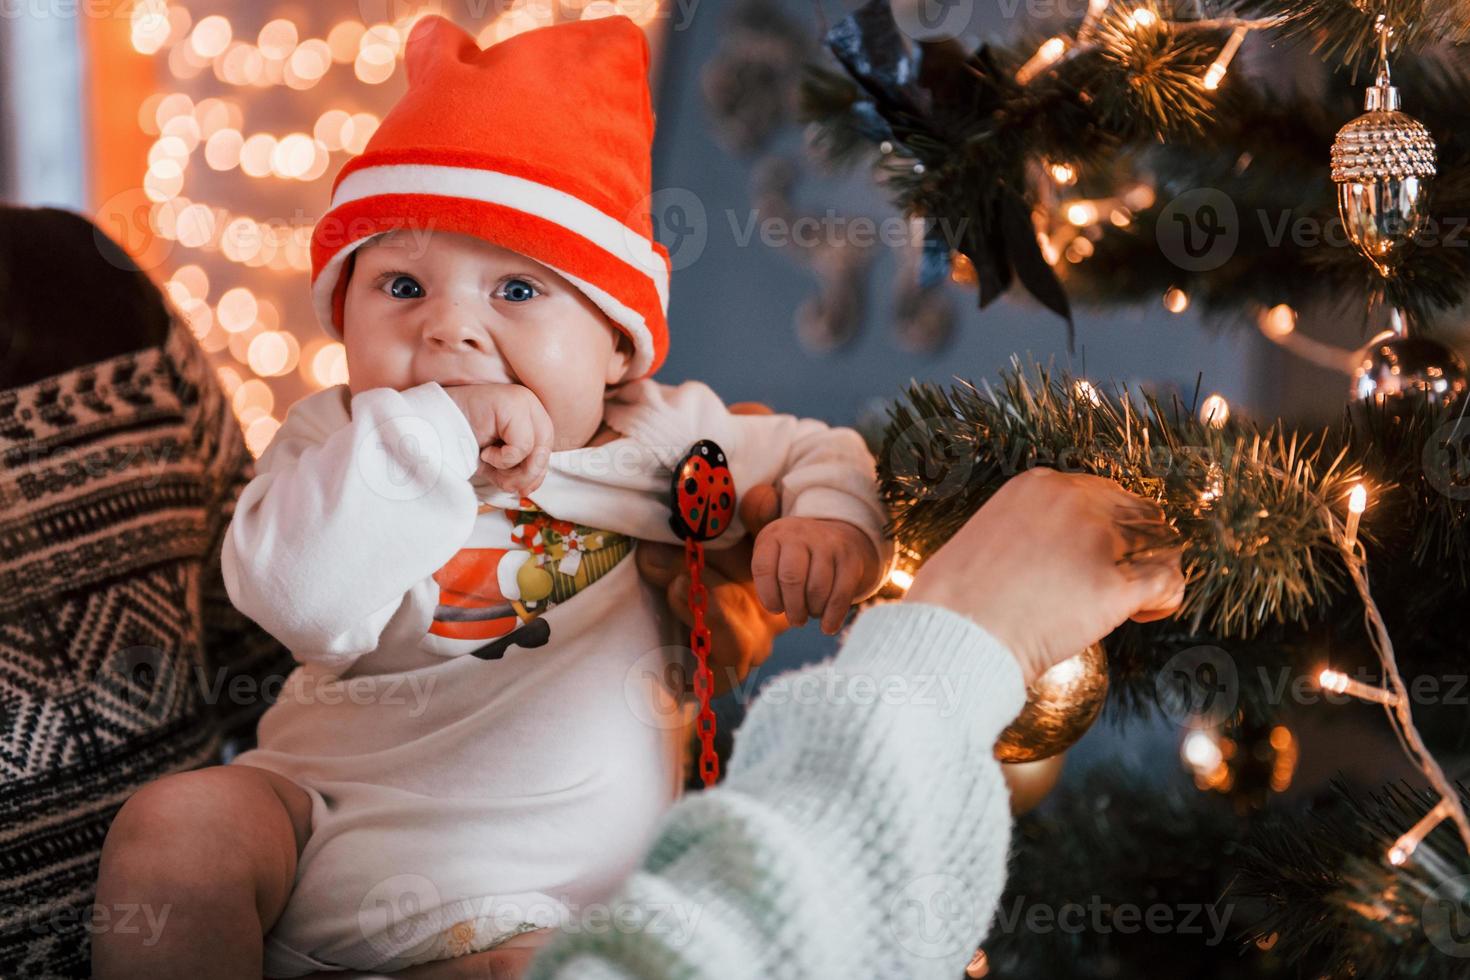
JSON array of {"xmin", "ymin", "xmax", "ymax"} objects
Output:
[{"xmin": 92, "ymin": 764, "xmax": 312, "ymax": 980}]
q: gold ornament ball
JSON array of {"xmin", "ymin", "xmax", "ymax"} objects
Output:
[
  {"xmin": 516, "ymin": 561, "xmax": 554, "ymax": 602},
  {"xmin": 994, "ymin": 642, "xmax": 1108, "ymax": 763}
]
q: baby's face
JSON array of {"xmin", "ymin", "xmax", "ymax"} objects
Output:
[{"xmin": 341, "ymin": 229, "xmax": 631, "ymax": 450}]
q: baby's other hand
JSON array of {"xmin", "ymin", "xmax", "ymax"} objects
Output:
[
  {"xmin": 441, "ymin": 382, "xmax": 554, "ymax": 496},
  {"xmin": 751, "ymin": 517, "xmax": 881, "ymax": 634}
]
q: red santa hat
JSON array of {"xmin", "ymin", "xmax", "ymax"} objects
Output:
[{"xmin": 309, "ymin": 15, "xmax": 671, "ymax": 379}]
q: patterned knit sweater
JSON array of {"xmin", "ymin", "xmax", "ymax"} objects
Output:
[
  {"xmin": 0, "ymin": 319, "xmax": 294, "ymax": 977},
  {"xmin": 526, "ymin": 602, "xmax": 1027, "ymax": 980}
]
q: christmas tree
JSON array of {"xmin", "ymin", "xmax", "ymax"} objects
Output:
[{"xmin": 790, "ymin": 1, "xmax": 1470, "ymax": 975}]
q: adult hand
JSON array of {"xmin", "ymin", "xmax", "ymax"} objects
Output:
[
  {"xmin": 635, "ymin": 401, "xmax": 789, "ymax": 696},
  {"xmin": 905, "ymin": 468, "xmax": 1184, "ymax": 686}
]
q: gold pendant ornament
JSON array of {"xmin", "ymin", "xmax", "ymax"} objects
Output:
[
  {"xmin": 1330, "ymin": 20, "xmax": 1436, "ymax": 278},
  {"xmin": 994, "ymin": 642, "xmax": 1109, "ymax": 763}
]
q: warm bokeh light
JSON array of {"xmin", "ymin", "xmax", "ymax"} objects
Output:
[
  {"xmin": 314, "ymin": 109, "xmax": 351, "ymax": 151},
  {"xmin": 160, "ymin": 115, "xmax": 202, "ymax": 156},
  {"xmin": 1163, "ymin": 286, "xmax": 1189, "ymax": 314},
  {"xmin": 354, "ymin": 51, "xmax": 397, "ymax": 85},
  {"xmin": 217, "ymin": 287, "xmax": 259, "ymax": 332},
  {"xmin": 257, "ymin": 19, "xmax": 298, "ymax": 59},
  {"xmin": 240, "ymin": 133, "xmax": 277, "ymax": 177},
  {"xmin": 204, "ymin": 128, "xmax": 244, "ymax": 170},
  {"xmin": 244, "ymin": 415, "xmax": 282, "ymax": 456},
  {"xmin": 581, "ymin": 2, "xmax": 621, "ymax": 19},
  {"xmin": 131, "ymin": 0, "xmax": 170, "ymax": 54},
  {"xmin": 142, "ymin": 163, "xmax": 185, "ymax": 205},
  {"xmin": 170, "ymin": 264, "xmax": 209, "ymax": 300},
  {"xmin": 272, "ymin": 132, "xmax": 316, "ymax": 178},
  {"xmin": 309, "ymin": 341, "xmax": 351, "ymax": 389},
  {"xmin": 290, "ymin": 40, "xmax": 332, "ymax": 83},
  {"xmin": 328, "ymin": 21, "xmax": 367, "ymax": 62},
  {"xmin": 215, "ymin": 365, "xmax": 243, "ymax": 397},
  {"xmin": 232, "ymin": 377, "xmax": 274, "ymax": 418},
  {"xmin": 248, "ymin": 330, "xmax": 299, "ymax": 377},
  {"xmin": 220, "ymin": 217, "xmax": 261, "ymax": 263},
  {"xmin": 344, "ymin": 113, "xmax": 379, "ymax": 155},
  {"xmin": 190, "ymin": 15, "xmax": 233, "ymax": 59},
  {"xmin": 174, "ymin": 204, "xmax": 216, "ymax": 248},
  {"xmin": 179, "ymin": 297, "xmax": 213, "ymax": 337},
  {"xmin": 1066, "ymin": 201, "xmax": 1098, "ymax": 226}
]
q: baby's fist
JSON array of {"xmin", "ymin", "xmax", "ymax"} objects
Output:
[
  {"xmin": 441, "ymin": 382, "xmax": 554, "ymax": 495},
  {"xmin": 751, "ymin": 517, "xmax": 881, "ymax": 634}
]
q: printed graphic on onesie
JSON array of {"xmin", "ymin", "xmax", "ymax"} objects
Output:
[{"xmin": 417, "ymin": 497, "xmax": 632, "ymax": 661}]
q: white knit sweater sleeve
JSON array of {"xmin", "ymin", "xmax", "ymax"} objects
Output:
[
  {"xmin": 527, "ymin": 601, "xmax": 1028, "ymax": 980},
  {"xmin": 219, "ymin": 382, "xmax": 481, "ymax": 672}
]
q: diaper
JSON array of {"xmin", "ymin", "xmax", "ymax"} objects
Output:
[{"xmin": 263, "ymin": 898, "xmax": 556, "ymax": 977}]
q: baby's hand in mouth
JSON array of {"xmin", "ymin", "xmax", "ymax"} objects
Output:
[{"xmin": 441, "ymin": 382, "xmax": 555, "ymax": 495}]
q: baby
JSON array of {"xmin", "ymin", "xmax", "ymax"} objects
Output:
[{"xmin": 94, "ymin": 15, "xmax": 890, "ymax": 978}]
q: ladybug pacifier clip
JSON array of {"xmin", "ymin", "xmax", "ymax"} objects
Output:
[{"xmin": 668, "ymin": 439, "xmax": 736, "ymax": 788}]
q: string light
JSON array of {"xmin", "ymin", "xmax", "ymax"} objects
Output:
[
  {"xmin": 1203, "ymin": 26, "xmax": 1249, "ymax": 91},
  {"xmin": 1074, "ymin": 379, "xmax": 1103, "ymax": 406},
  {"xmin": 1128, "ymin": 8, "xmax": 1158, "ymax": 29},
  {"xmin": 1017, "ymin": 36, "xmax": 1068, "ymax": 85},
  {"xmin": 1199, "ymin": 392, "xmax": 1230, "ymax": 427},
  {"xmin": 1261, "ymin": 303, "xmax": 1296, "ymax": 338},
  {"xmin": 1317, "ymin": 668, "xmax": 1400, "ymax": 707},
  {"xmin": 1048, "ymin": 162, "xmax": 1077, "ymax": 185},
  {"xmin": 1343, "ymin": 483, "xmax": 1367, "ymax": 551},
  {"xmin": 1163, "ymin": 286, "xmax": 1189, "ymax": 314},
  {"xmin": 1390, "ymin": 799, "xmax": 1454, "ymax": 866}
]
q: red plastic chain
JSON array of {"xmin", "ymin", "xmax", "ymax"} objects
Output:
[{"xmin": 685, "ymin": 536, "xmax": 719, "ymax": 787}]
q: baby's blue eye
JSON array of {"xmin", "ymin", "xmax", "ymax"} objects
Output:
[
  {"xmin": 388, "ymin": 275, "xmax": 423, "ymax": 299},
  {"xmin": 501, "ymin": 278, "xmax": 538, "ymax": 303}
]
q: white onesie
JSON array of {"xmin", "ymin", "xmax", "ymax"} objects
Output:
[{"xmin": 221, "ymin": 377, "xmax": 892, "ymax": 976}]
